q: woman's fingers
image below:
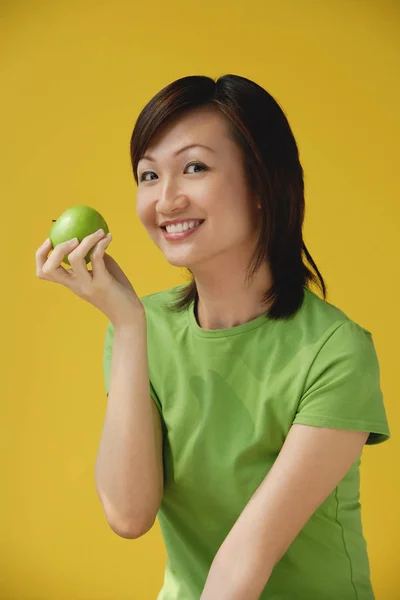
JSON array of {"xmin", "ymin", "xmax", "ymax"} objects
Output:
[
  {"xmin": 36, "ymin": 229, "xmax": 108, "ymax": 288},
  {"xmin": 67, "ymin": 229, "xmax": 106, "ymax": 282},
  {"xmin": 90, "ymin": 233, "xmax": 113, "ymax": 280},
  {"xmin": 36, "ymin": 238, "xmax": 77, "ymax": 285},
  {"xmin": 35, "ymin": 238, "xmax": 53, "ymax": 275}
]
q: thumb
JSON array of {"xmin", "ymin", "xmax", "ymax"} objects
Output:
[{"xmin": 102, "ymin": 253, "xmax": 134, "ymax": 291}]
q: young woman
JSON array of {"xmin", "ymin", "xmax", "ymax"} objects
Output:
[{"xmin": 36, "ymin": 74, "xmax": 390, "ymax": 600}]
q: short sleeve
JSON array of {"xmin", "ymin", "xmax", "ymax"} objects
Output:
[
  {"xmin": 293, "ymin": 321, "xmax": 391, "ymax": 445},
  {"xmin": 102, "ymin": 321, "xmax": 163, "ymax": 417}
]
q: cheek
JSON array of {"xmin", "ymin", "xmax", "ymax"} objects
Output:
[{"xmin": 136, "ymin": 196, "xmax": 151, "ymax": 226}]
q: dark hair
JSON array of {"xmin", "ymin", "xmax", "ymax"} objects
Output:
[{"xmin": 130, "ymin": 74, "xmax": 327, "ymax": 320}]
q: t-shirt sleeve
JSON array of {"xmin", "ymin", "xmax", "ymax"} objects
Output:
[
  {"xmin": 102, "ymin": 321, "xmax": 163, "ymax": 416},
  {"xmin": 293, "ymin": 320, "xmax": 391, "ymax": 445}
]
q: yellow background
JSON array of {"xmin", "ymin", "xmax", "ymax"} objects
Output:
[{"xmin": 1, "ymin": 1, "xmax": 399, "ymax": 598}]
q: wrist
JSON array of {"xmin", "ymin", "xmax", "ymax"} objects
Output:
[{"xmin": 112, "ymin": 309, "xmax": 146, "ymax": 332}]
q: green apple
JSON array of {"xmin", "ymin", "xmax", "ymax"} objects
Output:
[{"xmin": 49, "ymin": 205, "xmax": 109, "ymax": 266}]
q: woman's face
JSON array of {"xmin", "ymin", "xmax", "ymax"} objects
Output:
[{"xmin": 136, "ymin": 106, "xmax": 261, "ymax": 272}]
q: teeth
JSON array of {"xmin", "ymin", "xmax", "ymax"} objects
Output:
[{"xmin": 165, "ymin": 220, "xmax": 201, "ymax": 233}]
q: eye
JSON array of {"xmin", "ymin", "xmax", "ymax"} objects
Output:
[
  {"xmin": 139, "ymin": 171, "xmax": 157, "ymax": 182},
  {"xmin": 138, "ymin": 162, "xmax": 208, "ymax": 182},
  {"xmin": 186, "ymin": 162, "xmax": 207, "ymax": 174}
]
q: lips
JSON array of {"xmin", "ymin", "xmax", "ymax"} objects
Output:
[
  {"xmin": 161, "ymin": 220, "xmax": 204, "ymax": 240},
  {"xmin": 160, "ymin": 219, "xmax": 205, "ymax": 230}
]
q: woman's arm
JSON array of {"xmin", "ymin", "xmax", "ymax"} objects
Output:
[{"xmin": 200, "ymin": 424, "xmax": 369, "ymax": 600}]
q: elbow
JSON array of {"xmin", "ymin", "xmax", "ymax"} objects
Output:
[
  {"xmin": 96, "ymin": 486, "xmax": 156, "ymax": 539},
  {"xmin": 108, "ymin": 515, "xmax": 155, "ymax": 539},
  {"xmin": 95, "ymin": 476, "xmax": 161, "ymax": 539}
]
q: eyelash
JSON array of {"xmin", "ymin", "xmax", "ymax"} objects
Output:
[{"xmin": 138, "ymin": 162, "xmax": 208, "ymax": 182}]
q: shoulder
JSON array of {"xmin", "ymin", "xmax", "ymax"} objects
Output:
[
  {"xmin": 287, "ymin": 287, "xmax": 380, "ymax": 380},
  {"xmin": 140, "ymin": 283, "xmax": 186, "ymax": 312},
  {"xmin": 300, "ymin": 286, "xmax": 373, "ymax": 341},
  {"xmin": 298, "ymin": 288, "xmax": 381, "ymax": 393}
]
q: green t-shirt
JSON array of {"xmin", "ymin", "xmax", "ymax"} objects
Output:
[{"xmin": 103, "ymin": 284, "xmax": 390, "ymax": 600}]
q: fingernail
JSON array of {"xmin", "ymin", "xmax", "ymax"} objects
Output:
[
  {"xmin": 68, "ymin": 237, "xmax": 78, "ymax": 244},
  {"xmin": 97, "ymin": 228, "xmax": 104, "ymax": 235}
]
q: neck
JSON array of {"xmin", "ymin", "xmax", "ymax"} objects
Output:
[{"xmin": 193, "ymin": 261, "xmax": 273, "ymax": 330}]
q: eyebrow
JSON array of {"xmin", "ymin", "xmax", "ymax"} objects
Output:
[{"xmin": 139, "ymin": 143, "xmax": 216, "ymax": 163}]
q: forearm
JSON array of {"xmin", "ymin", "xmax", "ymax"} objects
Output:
[
  {"xmin": 200, "ymin": 552, "xmax": 273, "ymax": 600},
  {"xmin": 95, "ymin": 314, "xmax": 162, "ymax": 532},
  {"xmin": 201, "ymin": 494, "xmax": 277, "ymax": 599}
]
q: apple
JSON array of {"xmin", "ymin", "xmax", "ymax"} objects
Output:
[{"xmin": 49, "ymin": 205, "xmax": 109, "ymax": 266}]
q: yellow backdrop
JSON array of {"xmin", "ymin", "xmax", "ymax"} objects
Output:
[{"xmin": 1, "ymin": 1, "xmax": 398, "ymax": 598}]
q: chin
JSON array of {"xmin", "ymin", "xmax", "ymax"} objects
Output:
[
  {"xmin": 164, "ymin": 256, "xmax": 193, "ymax": 268},
  {"xmin": 161, "ymin": 249, "xmax": 204, "ymax": 268}
]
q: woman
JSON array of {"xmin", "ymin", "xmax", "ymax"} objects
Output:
[{"xmin": 36, "ymin": 74, "xmax": 390, "ymax": 600}]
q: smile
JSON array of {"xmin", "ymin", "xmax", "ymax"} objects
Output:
[{"xmin": 161, "ymin": 220, "xmax": 204, "ymax": 241}]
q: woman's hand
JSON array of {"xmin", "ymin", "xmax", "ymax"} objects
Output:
[{"xmin": 35, "ymin": 229, "xmax": 145, "ymax": 327}]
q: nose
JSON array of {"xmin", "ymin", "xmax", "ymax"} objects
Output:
[{"xmin": 156, "ymin": 180, "xmax": 189, "ymax": 216}]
